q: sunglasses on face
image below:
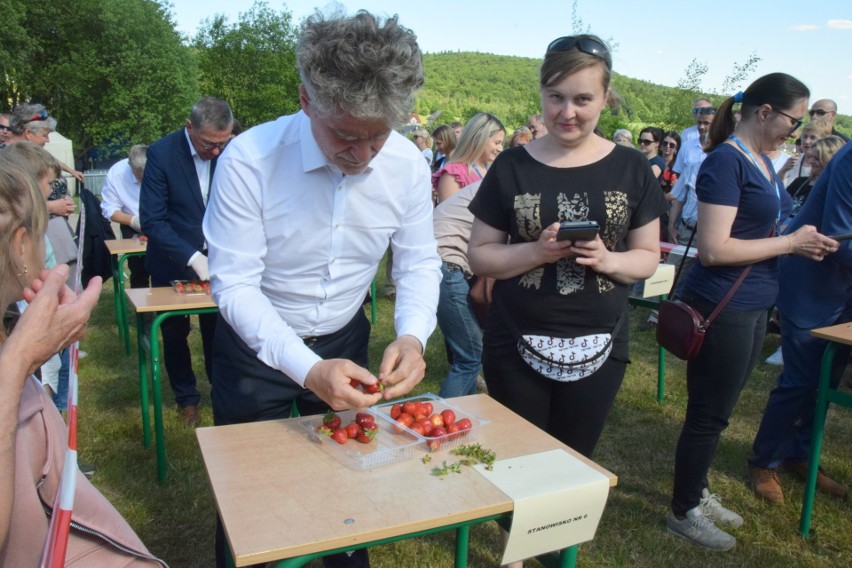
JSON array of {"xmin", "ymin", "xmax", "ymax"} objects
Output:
[
  {"xmin": 24, "ymin": 109, "xmax": 50, "ymax": 124},
  {"xmin": 638, "ymin": 138, "xmax": 656, "ymax": 145},
  {"xmin": 691, "ymin": 107, "xmax": 716, "ymax": 116},
  {"xmin": 0, "ymin": 124, "xmax": 9, "ymax": 131},
  {"xmin": 809, "ymin": 109, "xmax": 833, "ymax": 117},
  {"xmin": 662, "ymin": 141, "xmax": 677, "ymax": 148},
  {"xmin": 546, "ymin": 36, "xmax": 612, "ymax": 70},
  {"xmin": 772, "ymin": 107, "xmax": 804, "ymax": 133}
]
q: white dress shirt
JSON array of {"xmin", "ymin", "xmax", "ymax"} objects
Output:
[
  {"xmin": 184, "ymin": 129, "xmax": 211, "ymax": 205},
  {"xmin": 204, "ymin": 111, "xmax": 441, "ymax": 386},
  {"xmin": 100, "ymin": 158, "xmax": 141, "ymax": 220}
]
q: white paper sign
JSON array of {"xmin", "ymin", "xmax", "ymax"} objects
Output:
[
  {"xmin": 475, "ymin": 449, "xmax": 609, "ymax": 565},
  {"xmin": 642, "ymin": 263, "xmax": 675, "ymax": 298}
]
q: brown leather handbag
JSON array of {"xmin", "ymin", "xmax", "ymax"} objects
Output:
[{"xmin": 655, "ymin": 227, "xmax": 752, "ymax": 360}]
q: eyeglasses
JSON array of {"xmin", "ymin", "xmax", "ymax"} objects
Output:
[
  {"xmin": 772, "ymin": 107, "xmax": 804, "ymax": 133},
  {"xmin": 662, "ymin": 141, "xmax": 678, "ymax": 148},
  {"xmin": 691, "ymin": 107, "xmax": 716, "ymax": 116},
  {"xmin": 638, "ymin": 139, "xmax": 656, "ymax": 145},
  {"xmin": 0, "ymin": 124, "xmax": 9, "ymax": 131},
  {"xmin": 809, "ymin": 109, "xmax": 834, "ymax": 117},
  {"xmin": 194, "ymin": 136, "xmax": 229, "ymax": 151},
  {"xmin": 546, "ymin": 36, "xmax": 612, "ymax": 70},
  {"xmin": 24, "ymin": 109, "xmax": 49, "ymax": 125}
]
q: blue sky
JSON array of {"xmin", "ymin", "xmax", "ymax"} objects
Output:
[{"xmin": 171, "ymin": 0, "xmax": 852, "ymax": 114}]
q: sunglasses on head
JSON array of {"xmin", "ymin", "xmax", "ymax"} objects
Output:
[
  {"xmin": 638, "ymin": 138, "xmax": 656, "ymax": 145},
  {"xmin": 24, "ymin": 109, "xmax": 49, "ymax": 125},
  {"xmin": 809, "ymin": 109, "xmax": 833, "ymax": 117},
  {"xmin": 546, "ymin": 36, "xmax": 612, "ymax": 70},
  {"xmin": 691, "ymin": 107, "xmax": 716, "ymax": 116}
]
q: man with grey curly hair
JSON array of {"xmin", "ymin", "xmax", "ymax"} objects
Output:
[{"xmin": 204, "ymin": 11, "xmax": 440, "ymax": 568}]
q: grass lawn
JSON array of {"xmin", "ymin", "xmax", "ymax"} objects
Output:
[{"xmin": 76, "ymin": 264, "xmax": 852, "ymax": 567}]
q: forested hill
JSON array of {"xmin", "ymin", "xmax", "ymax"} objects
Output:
[{"xmin": 417, "ymin": 52, "xmax": 851, "ymax": 137}]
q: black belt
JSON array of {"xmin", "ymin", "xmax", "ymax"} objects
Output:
[{"xmin": 443, "ymin": 261, "xmax": 473, "ymax": 280}]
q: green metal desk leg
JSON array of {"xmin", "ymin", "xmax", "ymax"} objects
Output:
[
  {"xmin": 558, "ymin": 545, "xmax": 578, "ymax": 568},
  {"xmin": 799, "ymin": 342, "xmax": 837, "ymax": 538},
  {"xmin": 370, "ymin": 279, "xmax": 377, "ymax": 324},
  {"xmin": 657, "ymin": 294, "xmax": 667, "ymax": 403},
  {"xmin": 136, "ymin": 313, "xmax": 151, "ymax": 448},
  {"xmin": 111, "ymin": 254, "xmax": 125, "ymax": 348},
  {"xmin": 454, "ymin": 524, "xmax": 470, "ymax": 568},
  {"xmin": 115, "ymin": 254, "xmax": 134, "ymax": 355},
  {"xmin": 149, "ymin": 312, "xmax": 170, "ymax": 484},
  {"xmin": 149, "ymin": 308, "xmax": 220, "ymax": 484}
]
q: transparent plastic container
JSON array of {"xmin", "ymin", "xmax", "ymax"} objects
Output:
[
  {"xmin": 297, "ymin": 409, "xmax": 419, "ymax": 470},
  {"xmin": 370, "ymin": 393, "xmax": 485, "ymax": 453}
]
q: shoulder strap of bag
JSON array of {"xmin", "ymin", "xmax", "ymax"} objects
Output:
[
  {"xmin": 700, "ymin": 223, "xmax": 776, "ymax": 328},
  {"xmin": 667, "ymin": 225, "xmax": 697, "ymax": 296}
]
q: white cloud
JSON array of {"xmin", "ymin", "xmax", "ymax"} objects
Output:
[
  {"xmin": 788, "ymin": 24, "xmax": 819, "ymax": 31},
  {"xmin": 827, "ymin": 19, "xmax": 852, "ymax": 29}
]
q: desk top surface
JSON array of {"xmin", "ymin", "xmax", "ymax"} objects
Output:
[
  {"xmin": 124, "ymin": 286, "xmax": 216, "ymax": 312},
  {"xmin": 811, "ymin": 322, "xmax": 852, "ymax": 346},
  {"xmin": 197, "ymin": 394, "xmax": 617, "ymax": 567},
  {"xmin": 104, "ymin": 238, "xmax": 146, "ymax": 255}
]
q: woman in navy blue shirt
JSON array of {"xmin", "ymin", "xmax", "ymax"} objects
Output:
[{"xmin": 666, "ymin": 73, "xmax": 839, "ymax": 551}]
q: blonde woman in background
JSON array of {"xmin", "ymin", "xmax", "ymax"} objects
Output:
[
  {"xmin": 430, "ymin": 124, "xmax": 456, "ymax": 172},
  {"xmin": 431, "ymin": 112, "xmax": 505, "ymax": 203}
]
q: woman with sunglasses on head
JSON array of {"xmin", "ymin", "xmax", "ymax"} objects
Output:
[
  {"xmin": 5, "ymin": 104, "xmax": 84, "ymax": 183},
  {"xmin": 665, "ymin": 73, "xmax": 840, "ymax": 551},
  {"xmin": 469, "ymin": 35, "xmax": 666, "ymax": 461}
]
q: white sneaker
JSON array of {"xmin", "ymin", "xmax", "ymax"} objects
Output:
[
  {"xmin": 765, "ymin": 347, "xmax": 783, "ymax": 366},
  {"xmin": 666, "ymin": 507, "xmax": 736, "ymax": 551},
  {"xmin": 700, "ymin": 488, "xmax": 743, "ymax": 529}
]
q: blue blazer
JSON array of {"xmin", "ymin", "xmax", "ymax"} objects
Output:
[
  {"xmin": 139, "ymin": 129, "xmax": 215, "ymax": 283},
  {"xmin": 778, "ymin": 142, "xmax": 852, "ymax": 329}
]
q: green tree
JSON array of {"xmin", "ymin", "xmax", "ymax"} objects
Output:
[
  {"xmin": 193, "ymin": 1, "xmax": 300, "ymax": 128},
  {"xmin": 2, "ymin": 0, "xmax": 198, "ymax": 158}
]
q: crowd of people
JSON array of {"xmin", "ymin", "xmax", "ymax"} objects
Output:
[{"xmin": 1, "ymin": 8, "xmax": 850, "ymax": 566}]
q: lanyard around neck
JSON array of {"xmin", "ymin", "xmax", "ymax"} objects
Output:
[
  {"xmin": 728, "ymin": 135, "xmax": 781, "ymax": 230},
  {"xmin": 470, "ymin": 163, "xmax": 486, "ymax": 179}
]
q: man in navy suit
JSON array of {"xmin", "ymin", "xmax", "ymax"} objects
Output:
[{"xmin": 139, "ymin": 97, "xmax": 233, "ymax": 427}]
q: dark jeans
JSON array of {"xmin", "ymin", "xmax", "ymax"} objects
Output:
[
  {"xmin": 670, "ymin": 292, "xmax": 768, "ymax": 516},
  {"xmin": 482, "ymin": 317, "xmax": 627, "ymax": 458},
  {"xmin": 151, "ymin": 277, "xmax": 216, "ymax": 409},
  {"xmin": 119, "ymin": 224, "xmax": 149, "ymax": 288},
  {"xmin": 212, "ymin": 310, "xmax": 371, "ymax": 568},
  {"xmin": 750, "ymin": 309, "xmax": 852, "ymax": 468}
]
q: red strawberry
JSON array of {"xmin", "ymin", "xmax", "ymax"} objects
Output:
[
  {"xmin": 330, "ymin": 428, "xmax": 348, "ymax": 444},
  {"xmin": 389, "ymin": 403, "xmax": 402, "ymax": 420},
  {"xmin": 350, "ymin": 378, "xmax": 362, "ymax": 388},
  {"xmin": 355, "ymin": 427, "xmax": 376, "ymax": 444},
  {"xmin": 393, "ymin": 413, "xmax": 414, "ymax": 433},
  {"xmin": 415, "ymin": 419, "xmax": 433, "ymax": 436},
  {"xmin": 420, "ymin": 402, "xmax": 434, "ymax": 416},
  {"xmin": 323, "ymin": 411, "xmax": 341, "ymax": 430},
  {"xmin": 441, "ymin": 409, "xmax": 456, "ymax": 426},
  {"xmin": 362, "ymin": 381, "xmax": 384, "ymax": 394},
  {"xmin": 355, "ymin": 413, "xmax": 375, "ymax": 427},
  {"xmin": 456, "ymin": 417, "xmax": 473, "ymax": 430},
  {"xmin": 402, "ymin": 401, "xmax": 419, "ymax": 416},
  {"xmin": 428, "ymin": 413, "xmax": 444, "ymax": 429},
  {"xmin": 446, "ymin": 422, "xmax": 462, "ymax": 440},
  {"xmin": 345, "ymin": 423, "xmax": 361, "ymax": 439}
]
